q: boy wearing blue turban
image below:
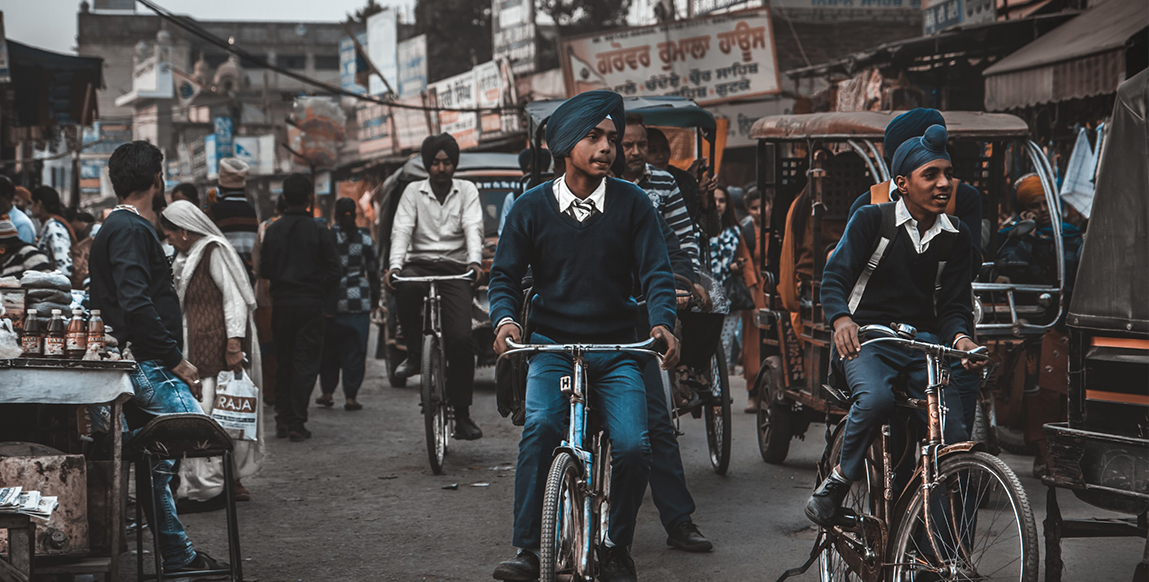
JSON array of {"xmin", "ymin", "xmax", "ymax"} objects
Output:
[
  {"xmin": 807, "ymin": 125, "xmax": 987, "ymax": 527},
  {"xmin": 487, "ymin": 90, "xmax": 680, "ymax": 582}
]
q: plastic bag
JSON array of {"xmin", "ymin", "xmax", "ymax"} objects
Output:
[
  {"xmin": 210, "ymin": 370, "xmax": 259, "ymax": 441},
  {"xmin": 0, "ymin": 317, "xmax": 22, "ymax": 359}
]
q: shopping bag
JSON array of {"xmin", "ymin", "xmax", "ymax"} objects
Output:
[{"xmin": 211, "ymin": 369, "xmax": 259, "ymax": 441}]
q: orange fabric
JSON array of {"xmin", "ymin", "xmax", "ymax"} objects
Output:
[
  {"xmin": 735, "ymin": 231, "xmax": 765, "ymax": 382},
  {"xmin": 1014, "ymin": 175, "xmax": 1043, "ymax": 209},
  {"xmin": 778, "ymin": 193, "xmax": 804, "ymax": 314}
]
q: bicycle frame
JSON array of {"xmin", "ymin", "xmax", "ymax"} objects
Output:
[{"xmin": 391, "ymin": 270, "xmax": 475, "ymax": 342}]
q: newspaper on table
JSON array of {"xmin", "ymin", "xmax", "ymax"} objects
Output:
[{"xmin": 0, "ymin": 487, "xmax": 59, "ymax": 520}]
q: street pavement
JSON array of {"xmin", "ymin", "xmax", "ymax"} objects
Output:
[{"xmin": 167, "ymin": 336, "xmax": 1145, "ymax": 581}]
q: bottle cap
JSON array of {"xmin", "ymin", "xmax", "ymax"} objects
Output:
[
  {"xmin": 51, "ymin": 309, "xmax": 62, "ymax": 316},
  {"xmin": 91, "ymin": 309, "xmax": 100, "ymax": 316},
  {"xmin": 27, "ymin": 309, "xmax": 37, "ymax": 315},
  {"xmin": 73, "ymin": 308, "xmax": 84, "ymax": 315}
]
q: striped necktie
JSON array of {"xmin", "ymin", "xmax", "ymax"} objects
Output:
[{"xmin": 566, "ymin": 198, "xmax": 599, "ymax": 222}]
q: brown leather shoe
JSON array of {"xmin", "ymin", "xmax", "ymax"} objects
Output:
[
  {"xmin": 233, "ymin": 480, "xmax": 251, "ymax": 502},
  {"xmin": 744, "ymin": 395, "xmax": 761, "ymax": 414}
]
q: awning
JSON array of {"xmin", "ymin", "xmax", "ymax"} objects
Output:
[
  {"xmin": 983, "ymin": 0, "xmax": 1148, "ymax": 111},
  {"xmin": 6, "ymin": 40, "xmax": 104, "ymax": 128}
]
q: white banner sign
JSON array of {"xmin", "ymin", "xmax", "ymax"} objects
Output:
[
  {"xmin": 560, "ymin": 10, "xmax": 781, "ymax": 105},
  {"xmin": 398, "ymin": 35, "xmax": 428, "ymax": 97},
  {"xmin": 366, "ymin": 10, "xmax": 398, "ymax": 96},
  {"xmin": 432, "ymin": 70, "xmax": 478, "ymax": 150},
  {"xmin": 492, "ymin": 0, "xmax": 537, "ymax": 76},
  {"xmin": 476, "ymin": 60, "xmax": 520, "ymax": 139}
]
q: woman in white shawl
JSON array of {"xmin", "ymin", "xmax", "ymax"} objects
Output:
[{"xmin": 161, "ymin": 200, "xmax": 265, "ymax": 503}]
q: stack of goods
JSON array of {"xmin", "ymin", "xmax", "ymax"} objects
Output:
[{"xmin": 21, "ymin": 271, "xmax": 73, "ymax": 324}]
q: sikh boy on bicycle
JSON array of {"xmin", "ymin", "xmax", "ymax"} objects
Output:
[
  {"xmin": 807, "ymin": 124, "xmax": 988, "ymax": 527},
  {"xmin": 487, "ymin": 90, "xmax": 680, "ymax": 582}
]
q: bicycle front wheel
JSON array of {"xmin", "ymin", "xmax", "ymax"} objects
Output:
[
  {"xmin": 422, "ymin": 335, "xmax": 449, "ymax": 474},
  {"xmin": 888, "ymin": 451, "xmax": 1038, "ymax": 582},
  {"xmin": 540, "ymin": 452, "xmax": 587, "ymax": 582},
  {"xmin": 704, "ymin": 346, "xmax": 733, "ymax": 475}
]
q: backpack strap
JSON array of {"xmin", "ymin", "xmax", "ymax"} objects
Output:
[
  {"xmin": 931, "ymin": 214, "xmax": 958, "ymax": 313},
  {"xmin": 847, "ymin": 202, "xmax": 900, "ymax": 313}
]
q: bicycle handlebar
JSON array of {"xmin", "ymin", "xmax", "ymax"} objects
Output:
[
  {"xmin": 390, "ymin": 270, "xmax": 476, "ymax": 284},
  {"xmin": 496, "ymin": 337, "xmax": 666, "ymax": 364},
  {"xmin": 858, "ymin": 324, "xmax": 991, "ymax": 363}
]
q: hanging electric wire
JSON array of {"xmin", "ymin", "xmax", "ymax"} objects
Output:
[{"xmin": 133, "ymin": 0, "xmax": 519, "ymax": 115}]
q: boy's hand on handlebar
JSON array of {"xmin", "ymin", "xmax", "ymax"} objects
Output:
[
  {"xmin": 467, "ymin": 263, "xmax": 483, "ymax": 288},
  {"xmin": 651, "ymin": 325, "xmax": 679, "ymax": 370},
  {"xmin": 383, "ymin": 268, "xmax": 400, "ymax": 291},
  {"xmin": 955, "ymin": 336, "xmax": 988, "ymax": 371},
  {"xmin": 493, "ymin": 323, "xmax": 521, "ymax": 356},
  {"xmin": 833, "ymin": 316, "xmax": 861, "ymax": 360}
]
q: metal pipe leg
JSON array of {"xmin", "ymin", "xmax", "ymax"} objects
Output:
[
  {"xmin": 223, "ymin": 451, "xmax": 244, "ymax": 582},
  {"xmin": 1044, "ymin": 485, "xmax": 1064, "ymax": 582},
  {"xmin": 135, "ymin": 462, "xmax": 144, "ymax": 582},
  {"xmin": 148, "ymin": 455, "xmax": 165, "ymax": 582}
]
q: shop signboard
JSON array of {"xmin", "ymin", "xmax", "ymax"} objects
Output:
[
  {"xmin": 366, "ymin": 9, "xmax": 399, "ymax": 96},
  {"xmin": 475, "ymin": 60, "xmax": 520, "ymax": 139},
  {"xmin": 431, "ymin": 70, "xmax": 479, "ymax": 150},
  {"xmin": 492, "ymin": 0, "xmax": 537, "ymax": 76},
  {"xmin": 0, "ymin": 14, "xmax": 9, "ymax": 84},
  {"xmin": 398, "ymin": 35, "xmax": 428, "ymax": 97},
  {"xmin": 212, "ymin": 116, "xmax": 234, "ymax": 163},
  {"xmin": 559, "ymin": 9, "xmax": 781, "ymax": 105},
  {"xmin": 356, "ymin": 101, "xmax": 394, "ymax": 156},
  {"xmin": 339, "ymin": 32, "xmax": 368, "ymax": 94},
  {"xmin": 394, "ymin": 96, "xmax": 434, "ymax": 151},
  {"xmin": 923, "ymin": 0, "xmax": 992, "ymax": 35}
]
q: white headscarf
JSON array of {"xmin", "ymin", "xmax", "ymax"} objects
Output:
[{"xmin": 161, "ymin": 200, "xmax": 256, "ymax": 308}]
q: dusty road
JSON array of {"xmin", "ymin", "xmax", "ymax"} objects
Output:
[{"xmin": 165, "ymin": 339, "xmax": 1144, "ymax": 582}]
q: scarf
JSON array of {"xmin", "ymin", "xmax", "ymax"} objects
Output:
[{"xmin": 162, "ymin": 200, "xmax": 256, "ymax": 309}]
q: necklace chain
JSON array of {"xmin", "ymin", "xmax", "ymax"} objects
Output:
[{"xmin": 113, "ymin": 204, "xmax": 140, "ymax": 216}]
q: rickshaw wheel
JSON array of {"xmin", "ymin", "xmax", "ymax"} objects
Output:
[{"xmin": 756, "ymin": 356, "xmax": 793, "ymax": 464}]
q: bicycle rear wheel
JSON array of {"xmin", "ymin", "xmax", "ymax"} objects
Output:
[
  {"xmin": 704, "ymin": 346, "xmax": 732, "ymax": 475},
  {"xmin": 540, "ymin": 452, "xmax": 586, "ymax": 582},
  {"xmin": 888, "ymin": 451, "xmax": 1038, "ymax": 582},
  {"xmin": 422, "ymin": 335, "xmax": 449, "ymax": 474}
]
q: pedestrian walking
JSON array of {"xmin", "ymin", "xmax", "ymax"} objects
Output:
[
  {"xmin": 208, "ymin": 158, "xmax": 259, "ymax": 280},
  {"xmin": 316, "ymin": 198, "xmax": 380, "ymax": 411},
  {"xmin": 708, "ymin": 185, "xmax": 760, "ymax": 411},
  {"xmin": 161, "ymin": 200, "xmax": 266, "ymax": 504},
  {"xmin": 251, "ymin": 194, "xmax": 287, "ymax": 407},
  {"xmin": 89, "ymin": 140, "xmax": 229, "ymax": 574},
  {"xmin": 259, "ymin": 174, "xmax": 341, "ymax": 442},
  {"xmin": 30, "ymin": 186, "xmax": 76, "ymax": 279}
]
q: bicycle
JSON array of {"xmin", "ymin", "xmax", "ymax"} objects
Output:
[
  {"xmin": 498, "ymin": 337, "xmax": 666, "ymax": 582},
  {"xmin": 390, "ymin": 269, "xmax": 475, "ymax": 475},
  {"xmin": 779, "ymin": 323, "xmax": 1038, "ymax": 582}
]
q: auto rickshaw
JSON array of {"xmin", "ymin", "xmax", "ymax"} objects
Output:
[
  {"xmin": 747, "ymin": 110, "xmax": 1065, "ymax": 464},
  {"xmin": 373, "ymin": 152, "xmax": 525, "ymax": 387},
  {"xmin": 511, "ymin": 96, "xmax": 735, "ymax": 474},
  {"xmin": 1042, "ymin": 69, "xmax": 1149, "ymax": 582}
]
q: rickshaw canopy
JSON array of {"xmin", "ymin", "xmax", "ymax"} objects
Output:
[
  {"xmin": 1067, "ymin": 69, "xmax": 1149, "ymax": 335},
  {"xmin": 749, "ymin": 111, "xmax": 1031, "ymax": 141},
  {"xmin": 525, "ymin": 96, "xmax": 718, "ymax": 141}
]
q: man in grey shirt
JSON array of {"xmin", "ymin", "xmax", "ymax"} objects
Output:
[{"xmin": 385, "ymin": 134, "xmax": 484, "ymax": 440}]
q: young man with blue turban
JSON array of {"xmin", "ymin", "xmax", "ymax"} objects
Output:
[
  {"xmin": 807, "ymin": 125, "xmax": 988, "ymax": 526},
  {"xmin": 488, "ymin": 90, "xmax": 680, "ymax": 582},
  {"xmin": 847, "ymin": 108, "xmax": 986, "ymax": 444}
]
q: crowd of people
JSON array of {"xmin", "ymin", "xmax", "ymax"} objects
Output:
[{"xmin": 0, "ymin": 87, "xmax": 1090, "ymax": 581}]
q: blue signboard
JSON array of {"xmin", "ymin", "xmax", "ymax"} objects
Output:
[
  {"xmin": 213, "ymin": 116, "xmax": 234, "ymax": 161},
  {"xmin": 923, "ymin": 0, "xmax": 963, "ymax": 34},
  {"xmin": 340, "ymin": 33, "xmax": 368, "ymax": 94}
]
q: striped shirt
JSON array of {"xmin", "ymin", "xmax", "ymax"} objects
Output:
[
  {"xmin": 37, "ymin": 218, "xmax": 73, "ymax": 278},
  {"xmin": 1, "ymin": 243, "xmax": 52, "ymax": 278},
  {"xmin": 635, "ymin": 164, "xmax": 701, "ymax": 271}
]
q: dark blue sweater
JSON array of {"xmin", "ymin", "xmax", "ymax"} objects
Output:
[
  {"xmin": 822, "ymin": 205, "xmax": 974, "ymax": 343},
  {"xmin": 488, "ymin": 178, "xmax": 677, "ymax": 343},
  {"xmin": 848, "ymin": 181, "xmax": 983, "ymax": 281}
]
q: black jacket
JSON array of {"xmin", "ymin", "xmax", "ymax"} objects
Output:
[
  {"xmin": 89, "ymin": 210, "xmax": 184, "ymax": 368},
  {"xmin": 259, "ymin": 209, "xmax": 341, "ymax": 308}
]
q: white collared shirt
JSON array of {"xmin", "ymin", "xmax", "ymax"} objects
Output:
[
  {"xmin": 554, "ymin": 174, "xmax": 606, "ymax": 221},
  {"xmin": 895, "ymin": 198, "xmax": 957, "ymax": 254},
  {"xmin": 389, "ymin": 178, "xmax": 484, "ymax": 270}
]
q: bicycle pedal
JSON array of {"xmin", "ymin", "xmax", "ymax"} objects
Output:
[{"xmin": 835, "ymin": 508, "xmax": 861, "ymax": 528}]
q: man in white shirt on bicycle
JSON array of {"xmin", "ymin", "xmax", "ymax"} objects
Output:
[{"xmin": 385, "ymin": 133, "xmax": 485, "ymax": 440}]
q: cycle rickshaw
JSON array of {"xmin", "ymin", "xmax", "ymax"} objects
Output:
[
  {"xmin": 374, "ymin": 152, "xmax": 523, "ymax": 473},
  {"xmin": 512, "ymin": 96, "xmax": 734, "ymax": 475},
  {"xmin": 1041, "ymin": 69, "xmax": 1149, "ymax": 582},
  {"xmin": 747, "ymin": 111, "xmax": 1066, "ymax": 466}
]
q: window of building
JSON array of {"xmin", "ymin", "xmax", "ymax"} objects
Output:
[
  {"xmin": 279, "ymin": 54, "xmax": 307, "ymax": 69},
  {"xmin": 314, "ymin": 55, "xmax": 339, "ymax": 71}
]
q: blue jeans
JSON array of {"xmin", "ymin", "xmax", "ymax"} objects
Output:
[
  {"xmin": 127, "ymin": 360, "xmax": 203, "ymax": 570},
  {"xmin": 639, "ymin": 354, "xmax": 695, "ymax": 531},
  {"xmin": 320, "ymin": 313, "xmax": 371, "ymax": 400},
  {"xmin": 835, "ymin": 331, "xmax": 968, "ymax": 482},
  {"xmin": 512, "ymin": 334, "xmax": 652, "ymax": 550}
]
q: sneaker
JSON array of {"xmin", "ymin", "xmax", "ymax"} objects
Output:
[
  {"xmin": 395, "ymin": 358, "xmax": 421, "ymax": 379},
  {"xmin": 597, "ymin": 545, "xmax": 637, "ymax": 582},
  {"xmin": 805, "ymin": 473, "xmax": 853, "ymax": 528},
  {"xmin": 275, "ymin": 423, "xmax": 288, "ymax": 439},
  {"xmin": 344, "ymin": 399, "xmax": 363, "ymax": 411},
  {"xmin": 666, "ymin": 520, "xmax": 713, "ymax": 552},
  {"xmin": 169, "ymin": 550, "xmax": 229, "ymax": 577},
  {"xmin": 455, "ymin": 415, "xmax": 483, "ymax": 440},
  {"xmin": 492, "ymin": 550, "xmax": 539, "ymax": 580},
  {"xmin": 288, "ymin": 427, "xmax": 312, "ymax": 442}
]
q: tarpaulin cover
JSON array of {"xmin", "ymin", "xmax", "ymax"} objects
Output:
[
  {"xmin": 1067, "ymin": 69, "xmax": 1149, "ymax": 334},
  {"xmin": 6, "ymin": 40, "xmax": 103, "ymax": 127}
]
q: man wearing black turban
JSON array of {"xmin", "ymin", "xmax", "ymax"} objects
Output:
[
  {"xmin": 385, "ymin": 133, "xmax": 485, "ymax": 440},
  {"xmin": 488, "ymin": 90, "xmax": 680, "ymax": 582}
]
